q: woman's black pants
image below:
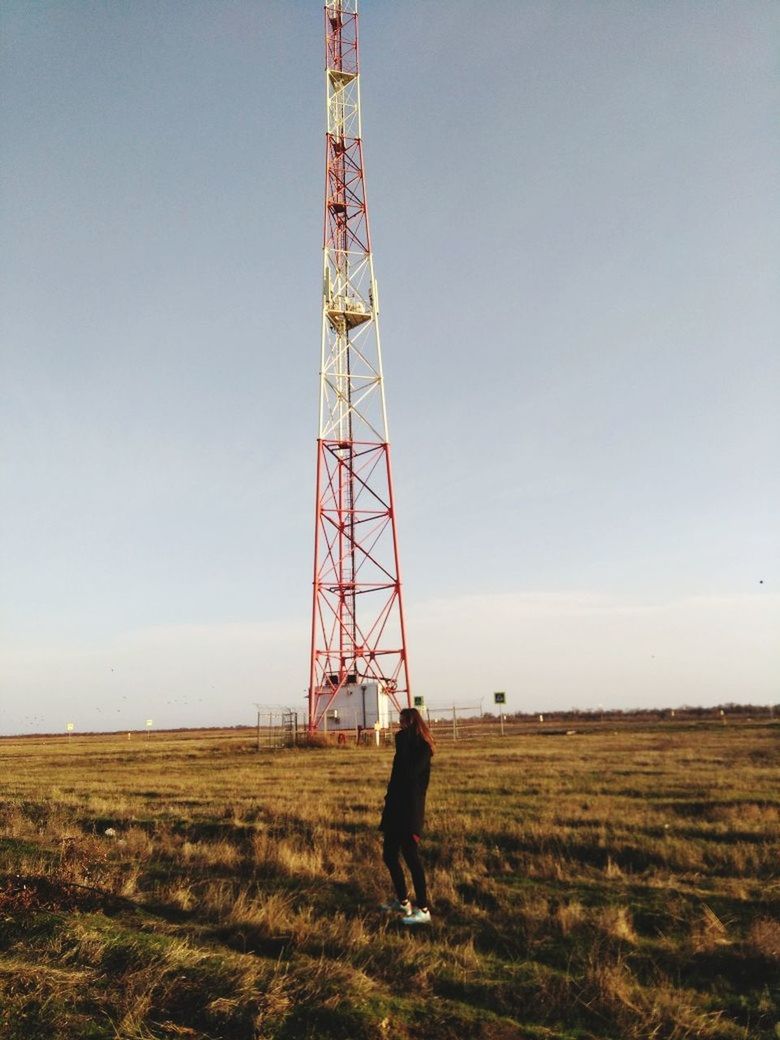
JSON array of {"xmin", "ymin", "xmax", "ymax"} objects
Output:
[{"xmin": 382, "ymin": 831, "xmax": 428, "ymax": 908}]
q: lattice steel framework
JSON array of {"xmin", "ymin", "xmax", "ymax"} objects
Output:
[{"xmin": 308, "ymin": 0, "xmax": 411, "ymax": 730}]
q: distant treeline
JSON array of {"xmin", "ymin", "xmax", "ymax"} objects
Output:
[{"xmin": 480, "ymin": 703, "xmax": 777, "ymax": 722}]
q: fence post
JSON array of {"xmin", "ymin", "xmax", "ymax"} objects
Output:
[
  {"xmin": 500, "ymin": 712, "xmax": 505, "ymax": 737},
  {"xmin": 452, "ymin": 705, "xmax": 457, "ymax": 742},
  {"xmin": 256, "ymin": 708, "xmax": 261, "ymax": 751}
]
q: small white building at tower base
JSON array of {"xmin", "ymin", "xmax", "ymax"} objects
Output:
[{"xmin": 316, "ymin": 682, "xmax": 389, "ymax": 731}]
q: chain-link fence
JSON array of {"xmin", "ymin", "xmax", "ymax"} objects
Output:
[
  {"xmin": 401, "ymin": 705, "xmax": 526, "ymax": 741},
  {"xmin": 307, "ymin": 705, "xmax": 523, "ymax": 745},
  {"xmin": 252, "ymin": 702, "xmax": 775, "ymax": 749},
  {"xmin": 254, "ymin": 710, "xmax": 299, "ymax": 750},
  {"xmin": 319, "ymin": 705, "xmax": 531, "ymax": 744},
  {"xmin": 252, "ymin": 705, "xmax": 535, "ymax": 747}
]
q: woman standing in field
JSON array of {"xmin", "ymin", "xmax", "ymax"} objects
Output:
[{"xmin": 379, "ymin": 707, "xmax": 435, "ymax": 925}]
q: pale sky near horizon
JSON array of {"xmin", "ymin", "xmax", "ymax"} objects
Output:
[{"xmin": 1, "ymin": 1, "xmax": 778, "ymax": 735}]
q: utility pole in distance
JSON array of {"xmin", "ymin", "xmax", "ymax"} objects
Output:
[{"xmin": 253, "ymin": 704, "xmax": 262, "ymax": 752}]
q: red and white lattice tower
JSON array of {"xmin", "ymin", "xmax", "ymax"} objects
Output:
[{"xmin": 308, "ymin": 0, "xmax": 411, "ymax": 730}]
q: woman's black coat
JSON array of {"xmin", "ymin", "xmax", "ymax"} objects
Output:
[{"xmin": 379, "ymin": 727, "xmax": 432, "ymax": 837}]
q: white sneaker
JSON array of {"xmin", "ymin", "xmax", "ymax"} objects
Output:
[
  {"xmin": 380, "ymin": 898, "xmax": 411, "ymax": 914},
  {"xmin": 401, "ymin": 906, "xmax": 431, "ymax": 925}
]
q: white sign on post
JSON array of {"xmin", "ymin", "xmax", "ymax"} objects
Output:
[{"xmin": 66, "ymin": 723, "xmax": 74, "ymax": 732}]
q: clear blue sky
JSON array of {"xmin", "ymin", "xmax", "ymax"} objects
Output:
[{"xmin": 2, "ymin": 1, "xmax": 778, "ymax": 734}]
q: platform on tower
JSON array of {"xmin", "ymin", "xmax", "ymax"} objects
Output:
[{"xmin": 325, "ymin": 295, "xmax": 371, "ymax": 330}]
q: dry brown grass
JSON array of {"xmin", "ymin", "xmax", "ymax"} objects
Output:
[{"xmin": 0, "ymin": 721, "xmax": 777, "ymax": 1039}]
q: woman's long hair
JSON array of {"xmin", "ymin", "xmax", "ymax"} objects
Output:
[{"xmin": 399, "ymin": 707, "xmax": 435, "ymax": 755}]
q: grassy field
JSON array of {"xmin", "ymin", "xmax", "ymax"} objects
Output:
[{"xmin": 0, "ymin": 721, "xmax": 777, "ymax": 1040}]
